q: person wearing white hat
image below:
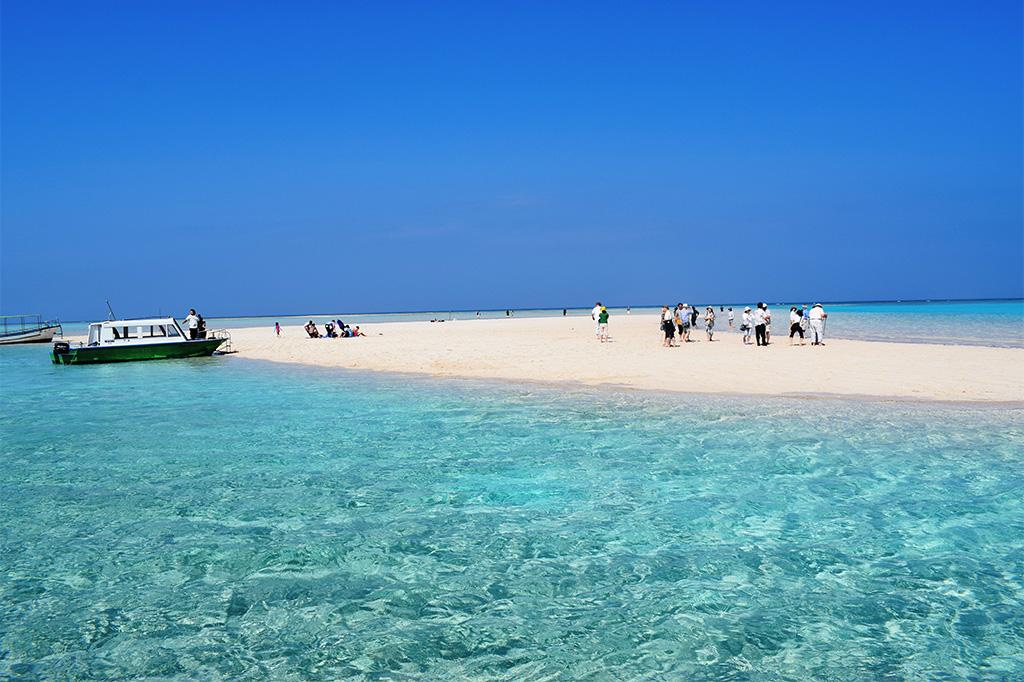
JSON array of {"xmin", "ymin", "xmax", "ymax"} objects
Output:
[
  {"xmin": 808, "ymin": 303, "xmax": 827, "ymax": 345},
  {"xmin": 741, "ymin": 306, "xmax": 754, "ymax": 344}
]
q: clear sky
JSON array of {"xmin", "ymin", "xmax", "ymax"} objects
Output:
[{"xmin": 2, "ymin": 1, "xmax": 1021, "ymax": 320}]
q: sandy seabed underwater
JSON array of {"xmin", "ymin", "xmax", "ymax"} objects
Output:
[{"xmin": 2, "ymin": 346, "xmax": 1022, "ymax": 679}]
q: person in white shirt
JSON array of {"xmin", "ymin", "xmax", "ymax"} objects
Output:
[
  {"xmin": 753, "ymin": 303, "xmax": 768, "ymax": 347},
  {"xmin": 762, "ymin": 306, "xmax": 772, "ymax": 344},
  {"xmin": 789, "ymin": 306, "xmax": 805, "ymax": 346},
  {"xmin": 182, "ymin": 309, "xmax": 200, "ymax": 340},
  {"xmin": 680, "ymin": 303, "xmax": 694, "ymax": 342},
  {"xmin": 808, "ymin": 303, "xmax": 827, "ymax": 345},
  {"xmin": 741, "ymin": 307, "xmax": 754, "ymax": 344},
  {"xmin": 727, "ymin": 308, "xmax": 735, "ymax": 330},
  {"xmin": 592, "ymin": 302, "xmax": 603, "ymax": 337},
  {"xmin": 660, "ymin": 305, "xmax": 676, "ymax": 347}
]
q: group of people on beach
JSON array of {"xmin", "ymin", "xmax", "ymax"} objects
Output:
[
  {"xmin": 589, "ymin": 301, "xmax": 828, "ymax": 348},
  {"xmin": 591, "ymin": 302, "xmax": 611, "ymax": 342},
  {"xmin": 735, "ymin": 303, "xmax": 828, "ymax": 346},
  {"xmin": 658, "ymin": 304, "xmax": 722, "ymax": 346},
  {"xmin": 299, "ymin": 319, "xmax": 365, "ymax": 338},
  {"xmin": 741, "ymin": 303, "xmax": 828, "ymax": 346}
]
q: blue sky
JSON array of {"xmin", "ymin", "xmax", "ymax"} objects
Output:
[{"xmin": 2, "ymin": 1, "xmax": 1021, "ymax": 319}]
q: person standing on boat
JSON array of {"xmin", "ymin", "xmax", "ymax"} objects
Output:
[{"xmin": 183, "ymin": 309, "xmax": 200, "ymax": 340}]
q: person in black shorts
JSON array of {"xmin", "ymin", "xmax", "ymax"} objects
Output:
[
  {"xmin": 789, "ymin": 306, "xmax": 805, "ymax": 345},
  {"xmin": 660, "ymin": 306, "xmax": 676, "ymax": 347}
]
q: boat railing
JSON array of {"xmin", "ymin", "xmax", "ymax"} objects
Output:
[
  {"xmin": 0, "ymin": 314, "xmax": 62, "ymax": 337},
  {"xmin": 205, "ymin": 328, "xmax": 233, "ymax": 353}
]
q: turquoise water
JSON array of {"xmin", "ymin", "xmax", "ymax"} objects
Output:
[
  {"xmin": 2, "ymin": 347, "xmax": 1023, "ymax": 679},
  {"xmin": 789, "ymin": 300, "xmax": 1024, "ymax": 348},
  {"xmin": 58, "ymin": 299, "xmax": 1024, "ymax": 348}
]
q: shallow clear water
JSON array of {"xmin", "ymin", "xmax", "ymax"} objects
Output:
[
  {"xmin": 2, "ymin": 347, "xmax": 1022, "ymax": 679},
  {"xmin": 57, "ymin": 299, "xmax": 1024, "ymax": 348}
]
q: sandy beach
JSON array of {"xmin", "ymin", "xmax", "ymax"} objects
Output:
[{"xmin": 221, "ymin": 314, "xmax": 1024, "ymax": 403}]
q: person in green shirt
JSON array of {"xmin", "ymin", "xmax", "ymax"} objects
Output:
[{"xmin": 598, "ymin": 306, "xmax": 610, "ymax": 342}]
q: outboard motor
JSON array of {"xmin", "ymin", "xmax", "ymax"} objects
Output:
[{"xmin": 51, "ymin": 340, "xmax": 71, "ymax": 365}]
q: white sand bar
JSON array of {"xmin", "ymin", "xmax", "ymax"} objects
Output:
[{"xmin": 228, "ymin": 314, "xmax": 1024, "ymax": 403}]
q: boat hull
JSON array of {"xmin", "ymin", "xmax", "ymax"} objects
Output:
[
  {"xmin": 0, "ymin": 325, "xmax": 61, "ymax": 345},
  {"xmin": 52, "ymin": 338, "xmax": 226, "ymax": 365}
]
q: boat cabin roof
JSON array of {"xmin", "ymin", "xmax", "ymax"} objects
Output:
[
  {"xmin": 86, "ymin": 317, "xmax": 189, "ymax": 346},
  {"xmin": 89, "ymin": 318, "xmax": 181, "ymax": 328}
]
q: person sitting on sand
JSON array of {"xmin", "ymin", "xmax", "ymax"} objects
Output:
[
  {"xmin": 304, "ymin": 321, "xmax": 320, "ymax": 338},
  {"xmin": 324, "ymin": 322, "xmax": 337, "ymax": 338},
  {"xmin": 351, "ymin": 325, "xmax": 366, "ymax": 337},
  {"xmin": 704, "ymin": 307, "xmax": 715, "ymax": 341},
  {"xmin": 598, "ymin": 306, "xmax": 609, "ymax": 343},
  {"xmin": 741, "ymin": 307, "xmax": 754, "ymax": 344}
]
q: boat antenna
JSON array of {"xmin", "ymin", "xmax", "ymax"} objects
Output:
[{"xmin": 106, "ymin": 300, "xmax": 116, "ymax": 320}]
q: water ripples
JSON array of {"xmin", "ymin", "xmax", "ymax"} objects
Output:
[{"xmin": 1, "ymin": 349, "xmax": 1022, "ymax": 678}]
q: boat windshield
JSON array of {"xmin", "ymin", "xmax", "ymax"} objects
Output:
[{"xmin": 142, "ymin": 325, "xmax": 179, "ymax": 338}]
